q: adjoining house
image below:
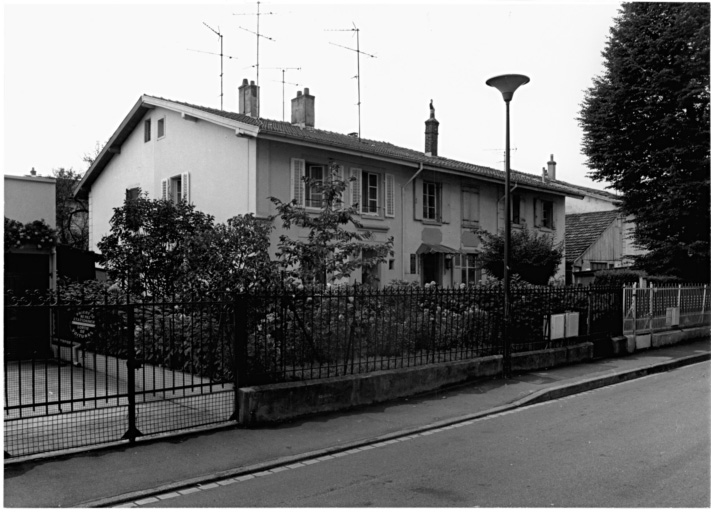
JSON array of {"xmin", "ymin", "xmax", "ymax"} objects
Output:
[
  {"xmin": 75, "ymin": 79, "xmax": 585, "ymax": 287},
  {"xmin": 565, "ymin": 209, "xmax": 642, "ymax": 285}
]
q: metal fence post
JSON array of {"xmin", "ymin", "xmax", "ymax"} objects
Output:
[
  {"xmin": 231, "ymin": 293, "xmax": 248, "ymax": 422},
  {"xmin": 122, "ymin": 305, "xmax": 142, "ymax": 443}
]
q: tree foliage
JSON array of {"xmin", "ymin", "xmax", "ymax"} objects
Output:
[
  {"xmin": 578, "ymin": 2, "xmax": 710, "ymax": 281},
  {"xmin": 270, "ymin": 162, "xmax": 394, "ymax": 285},
  {"xmin": 53, "ymin": 167, "xmax": 89, "ymax": 250},
  {"xmin": 478, "ymin": 227, "xmax": 563, "ymax": 285}
]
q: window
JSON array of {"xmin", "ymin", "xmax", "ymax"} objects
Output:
[
  {"xmin": 305, "ymin": 165, "xmax": 325, "ymax": 208},
  {"xmin": 423, "ymin": 181, "xmax": 439, "ymax": 220},
  {"xmin": 535, "ymin": 199, "xmax": 554, "ymax": 229},
  {"xmin": 157, "ymin": 117, "xmax": 165, "ymax": 139},
  {"xmin": 161, "ymin": 173, "xmax": 190, "ymax": 203},
  {"xmin": 125, "ymin": 187, "xmax": 140, "ymax": 202},
  {"xmin": 512, "ymin": 194, "xmax": 522, "ymax": 224},
  {"xmin": 361, "ymin": 171, "xmax": 379, "ymax": 214},
  {"xmin": 144, "ymin": 119, "xmax": 151, "ymax": 142},
  {"xmin": 462, "ymin": 188, "xmax": 479, "ymax": 225},
  {"xmin": 456, "ymin": 253, "xmax": 481, "ymax": 285}
]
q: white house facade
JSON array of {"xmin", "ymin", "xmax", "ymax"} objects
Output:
[{"xmin": 76, "ymin": 80, "xmax": 584, "ymax": 287}]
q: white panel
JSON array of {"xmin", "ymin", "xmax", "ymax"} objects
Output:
[
  {"xmin": 550, "ymin": 313, "xmax": 566, "ymax": 340},
  {"xmin": 565, "ymin": 312, "xmax": 579, "ymax": 338}
]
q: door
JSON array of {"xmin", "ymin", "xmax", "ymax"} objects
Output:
[{"xmin": 421, "ymin": 253, "xmax": 440, "ymax": 286}]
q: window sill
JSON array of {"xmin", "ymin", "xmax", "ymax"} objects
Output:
[{"xmin": 421, "ymin": 219, "xmax": 442, "ymax": 226}]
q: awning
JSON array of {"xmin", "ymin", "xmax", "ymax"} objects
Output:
[{"xmin": 416, "ymin": 243, "xmax": 458, "ymax": 255}]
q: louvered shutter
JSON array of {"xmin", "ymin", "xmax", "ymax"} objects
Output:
[
  {"xmin": 385, "ymin": 173, "xmax": 395, "ymax": 217},
  {"xmin": 350, "ymin": 168, "xmax": 362, "ymax": 212},
  {"xmin": 181, "ymin": 172, "xmax": 190, "ymax": 203},
  {"xmin": 161, "ymin": 179, "xmax": 168, "ymax": 200},
  {"xmin": 290, "ymin": 158, "xmax": 305, "ymax": 206},
  {"xmin": 534, "ymin": 199, "xmax": 540, "ymax": 227},
  {"xmin": 413, "ymin": 178, "xmax": 423, "ymax": 220},
  {"xmin": 440, "ymin": 182, "xmax": 451, "ymax": 223}
]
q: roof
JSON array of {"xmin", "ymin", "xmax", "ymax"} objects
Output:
[
  {"xmin": 554, "ymin": 178, "xmax": 621, "ymax": 202},
  {"xmin": 565, "ymin": 210, "xmax": 621, "ymax": 262},
  {"xmin": 75, "ymin": 95, "xmax": 586, "ymax": 200}
]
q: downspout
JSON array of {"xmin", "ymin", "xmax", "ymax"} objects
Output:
[{"xmin": 401, "ymin": 163, "xmax": 425, "ymax": 280}]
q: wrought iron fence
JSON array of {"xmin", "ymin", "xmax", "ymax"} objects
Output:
[
  {"xmin": 4, "ymin": 283, "xmax": 623, "ymax": 459},
  {"xmin": 623, "ymin": 284, "xmax": 710, "ymax": 334}
]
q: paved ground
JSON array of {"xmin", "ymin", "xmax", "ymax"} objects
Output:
[{"xmin": 3, "ymin": 338, "xmax": 710, "ymax": 508}]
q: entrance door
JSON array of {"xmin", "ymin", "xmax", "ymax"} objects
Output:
[{"xmin": 421, "ymin": 253, "xmax": 440, "ymax": 286}]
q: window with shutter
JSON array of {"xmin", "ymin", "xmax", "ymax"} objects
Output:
[
  {"xmin": 305, "ymin": 165, "xmax": 325, "ymax": 208},
  {"xmin": 462, "ymin": 188, "xmax": 479, "ymax": 225},
  {"xmin": 181, "ymin": 172, "xmax": 190, "ymax": 203},
  {"xmin": 161, "ymin": 179, "xmax": 168, "ymax": 200},
  {"xmin": 361, "ymin": 171, "xmax": 379, "ymax": 214}
]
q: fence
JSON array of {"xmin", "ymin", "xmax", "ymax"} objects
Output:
[
  {"xmin": 5, "ymin": 283, "xmax": 622, "ymax": 459},
  {"xmin": 623, "ymin": 284, "xmax": 710, "ymax": 334}
]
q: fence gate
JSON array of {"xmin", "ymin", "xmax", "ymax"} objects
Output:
[{"xmin": 4, "ymin": 295, "xmax": 241, "ymax": 459}]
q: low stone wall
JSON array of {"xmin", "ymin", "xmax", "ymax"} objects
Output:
[
  {"xmin": 614, "ymin": 325, "xmax": 709, "ymax": 355},
  {"xmin": 239, "ymin": 343, "xmax": 595, "ymax": 426}
]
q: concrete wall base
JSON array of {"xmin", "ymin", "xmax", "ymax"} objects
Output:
[
  {"xmin": 239, "ymin": 342, "xmax": 594, "ymax": 426},
  {"xmin": 623, "ymin": 325, "xmax": 709, "ymax": 353}
]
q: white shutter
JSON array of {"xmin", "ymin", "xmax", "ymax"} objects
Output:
[
  {"xmin": 441, "ymin": 182, "xmax": 451, "ymax": 223},
  {"xmin": 161, "ymin": 179, "xmax": 168, "ymax": 200},
  {"xmin": 181, "ymin": 172, "xmax": 190, "ymax": 203},
  {"xmin": 534, "ymin": 199, "xmax": 540, "ymax": 227},
  {"xmin": 290, "ymin": 158, "xmax": 305, "ymax": 206},
  {"xmin": 385, "ymin": 173, "xmax": 395, "ymax": 217},
  {"xmin": 413, "ymin": 178, "xmax": 423, "ymax": 220},
  {"xmin": 350, "ymin": 168, "xmax": 362, "ymax": 212}
]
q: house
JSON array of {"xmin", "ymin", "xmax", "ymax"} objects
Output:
[
  {"xmin": 4, "ymin": 171, "xmax": 57, "ymax": 292},
  {"xmin": 75, "ymin": 79, "xmax": 585, "ymax": 287},
  {"xmin": 565, "ymin": 209, "xmax": 642, "ymax": 285}
]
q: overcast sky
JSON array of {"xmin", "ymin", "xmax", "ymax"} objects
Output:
[{"xmin": 4, "ymin": 1, "xmax": 623, "ymax": 191}]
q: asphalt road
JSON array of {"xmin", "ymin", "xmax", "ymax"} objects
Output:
[{"xmin": 143, "ymin": 361, "xmax": 710, "ymax": 508}]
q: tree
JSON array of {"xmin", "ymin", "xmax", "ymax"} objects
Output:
[
  {"xmin": 82, "ymin": 140, "xmax": 106, "ymax": 170},
  {"xmin": 270, "ymin": 162, "xmax": 394, "ymax": 285},
  {"xmin": 96, "ymin": 192, "xmax": 278, "ymax": 297},
  {"xmin": 97, "ymin": 193, "xmax": 216, "ymax": 296},
  {"xmin": 478, "ymin": 227, "xmax": 563, "ymax": 285},
  {"xmin": 53, "ymin": 167, "xmax": 89, "ymax": 250},
  {"xmin": 578, "ymin": 2, "xmax": 710, "ymax": 282}
]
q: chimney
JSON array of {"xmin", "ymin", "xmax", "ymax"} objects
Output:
[
  {"xmin": 238, "ymin": 78, "xmax": 260, "ymax": 118},
  {"xmin": 29, "ymin": 167, "xmax": 37, "ymax": 177},
  {"xmin": 291, "ymin": 88, "xmax": 315, "ymax": 128},
  {"xmin": 425, "ymin": 100, "xmax": 439, "ymax": 156},
  {"xmin": 547, "ymin": 154, "xmax": 557, "ymax": 181}
]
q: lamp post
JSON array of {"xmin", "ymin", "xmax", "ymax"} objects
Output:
[{"xmin": 486, "ymin": 73, "xmax": 529, "ymax": 378}]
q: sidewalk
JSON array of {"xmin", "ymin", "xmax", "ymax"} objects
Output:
[{"xmin": 4, "ymin": 338, "xmax": 710, "ymax": 508}]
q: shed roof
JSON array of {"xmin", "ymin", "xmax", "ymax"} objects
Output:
[{"xmin": 565, "ymin": 210, "xmax": 621, "ymax": 262}]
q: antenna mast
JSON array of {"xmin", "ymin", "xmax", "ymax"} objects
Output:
[
  {"xmin": 234, "ymin": 1, "xmax": 276, "ymax": 87},
  {"xmin": 264, "ymin": 67, "xmax": 301, "ymax": 121},
  {"xmin": 187, "ymin": 23, "xmax": 239, "ymax": 110},
  {"xmin": 327, "ymin": 23, "xmax": 376, "ymax": 139}
]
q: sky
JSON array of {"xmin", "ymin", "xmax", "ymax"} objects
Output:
[{"xmin": 3, "ymin": 1, "xmax": 624, "ymax": 191}]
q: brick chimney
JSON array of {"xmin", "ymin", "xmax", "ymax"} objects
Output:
[
  {"xmin": 425, "ymin": 100, "xmax": 439, "ymax": 156},
  {"xmin": 547, "ymin": 154, "xmax": 556, "ymax": 180},
  {"xmin": 291, "ymin": 88, "xmax": 315, "ymax": 128},
  {"xmin": 238, "ymin": 78, "xmax": 260, "ymax": 118}
]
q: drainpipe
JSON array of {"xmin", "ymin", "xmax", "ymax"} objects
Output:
[{"xmin": 401, "ymin": 163, "xmax": 425, "ymax": 281}]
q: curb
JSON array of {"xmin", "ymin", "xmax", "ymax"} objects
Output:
[{"xmin": 78, "ymin": 351, "xmax": 710, "ymax": 508}]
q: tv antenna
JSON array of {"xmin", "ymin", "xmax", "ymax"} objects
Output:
[
  {"xmin": 234, "ymin": 1, "xmax": 276, "ymax": 87},
  {"xmin": 187, "ymin": 22, "xmax": 239, "ymax": 110},
  {"xmin": 327, "ymin": 23, "xmax": 376, "ymax": 139},
  {"xmin": 263, "ymin": 67, "xmax": 301, "ymax": 121}
]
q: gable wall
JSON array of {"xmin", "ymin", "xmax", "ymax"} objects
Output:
[{"xmin": 88, "ymin": 107, "xmax": 254, "ymax": 251}]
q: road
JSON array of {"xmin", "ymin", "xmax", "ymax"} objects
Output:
[{"xmin": 141, "ymin": 361, "xmax": 710, "ymax": 508}]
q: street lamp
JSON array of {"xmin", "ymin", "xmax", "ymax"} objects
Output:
[{"xmin": 486, "ymin": 73, "xmax": 529, "ymax": 378}]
